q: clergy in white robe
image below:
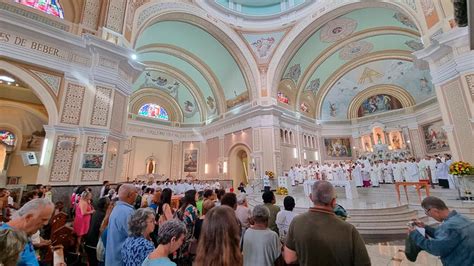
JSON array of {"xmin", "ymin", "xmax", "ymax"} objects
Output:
[
  {"xmin": 375, "ymin": 162, "xmax": 383, "ymax": 183},
  {"xmin": 353, "ymin": 163, "xmax": 363, "ymax": 187},
  {"xmin": 428, "ymin": 158, "xmax": 438, "ymax": 184},
  {"xmin": 405, "ymin": 160, "xmax": 420, "ymax": 182},
  {"xmin": 288, "ymin": 166, "xmax": 296, "ymax": 186},
  {"xmin": 361, "ymin": 164, "xmax": 371, "ymax": 187},
  {"xmin": 391, "ymin": 161, "xmax": 404, "ymax": 182},
  {"xmin": 435, "ymin": 158, "xmax": 449, "ymax": 188},
  {"xmin": 369, "ymin": 163, "xmax": 379, "ymax": 187},
  {"xmin": 418, "ymin": 158, "xmax": 429, "ymax": 180},
  {"xmin": 382, "ymin": 161, "xmax": 393, "ymax": 183}
]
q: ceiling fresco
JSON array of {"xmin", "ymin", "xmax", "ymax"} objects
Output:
[
  {"xmin": 214, "ymin": 0, "xmax": 306, "ymax": 16},
  {"xmin": 134, "ymin": 20, "xmax": 250, "ymax": 121},
  {"xmin": 133, "ymin": 70, "xmax": 202, "ymax": 123},
  {"xmin": 281, "ymin": 7, "xmax": 420, "ymax": 85},
  {"xmin": 320, "ymin": 59, "xmax": 434, "ymax": 120}
]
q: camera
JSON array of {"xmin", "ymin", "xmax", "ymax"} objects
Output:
[{"xmin": 407, "ymin": 221, "xmax": 416, "ymax": 227}]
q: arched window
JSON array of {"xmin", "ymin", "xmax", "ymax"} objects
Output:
[
  {"xmin": 15, "ymin": 0, "xmax": 65, "ymax": 19},
  {"xmin": 138, "ymin": 103, "xmax": 169, "ymax": 121},
  {"xmin": 0, "ymin": 130, "xmax": 16, "ymax": 146}
]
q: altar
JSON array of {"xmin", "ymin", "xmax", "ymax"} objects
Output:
[{"xmin": 303, "ymin": 180, "xmax": 359, "ymax": 199}]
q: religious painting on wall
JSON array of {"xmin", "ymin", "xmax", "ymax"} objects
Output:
[
  {"xmin": 226, "ymin": 91, "xmax": 250, "ymax": 109},
  {"xmin": 421, "ymin": 0, "xmax": 439, "ymax": 29},
  {"xmin": 421, "ymin": 120, "xmax": 450, "ymax": 153},
  {"xmin": 81, "ymin": 153, "xmax": 105, "ymax": 170},
  {"xmin": 357, "ymin": 94, "xmax": 403, "ymax": 117},
  {"xmin": 20, "ymin": 130, "xmax": 46, "ymax": 151},
  {"xmin": 277, "ymin": 91, "xmax": 289, "ymax": 104},
  {"xmin": 183, "ymin": 149, "xmax": 198, "ymax": 173},
  {"xmin": 323, "ymin": 138, "xmax": 352, "ymax": 158}
]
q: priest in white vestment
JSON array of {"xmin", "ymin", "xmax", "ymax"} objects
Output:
[
  {"xmin": 382, "ymin": 161, "xmax": 393, "ymax": 183},
  {"xmin": 391, "ymin": 160, "xmax": 403, "ymax": 182},
  {"xmin": 288, "ymin": 166, "xmax": 296, "ymax": 186},
  {"xmin": 405, "ymin": 159, "xmax": 420, "ymax": 182},
  {"xmin": 369, "ymin": 162, "xmax": 380, "ymax": 187},
  {"xmin": 353, "ymin": 163, "xmax": 363, "ymax": 187}
]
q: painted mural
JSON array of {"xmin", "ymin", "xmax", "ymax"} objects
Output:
[
  {"xmin": 134, "ymin": 70, "xmax": 201, "ymax": 123},
  {"xmin": 393, "ymin": 12, "xmax": 417, "ymax": 29},
  {"xmin": 226, "ymin": 91, "xmax": 250, "ymax": 109},
  {"xmin": 357, "ymin": 94, "xmax": 403, "ymax": 117},
  {"xmin": 421, "ymin": 0, "xmax": 439, "ymax": 29},
  {"xmin": 242, "ymin": 31, "xmax": 286, "ymax": 63},
  {"xmin": 305, "ymin": 78, "xmax": 320, "ymax": 94},
  {"xmin": 183, "ymin": 149, "xmax": 198, "ymax": 173},
  {"xmin": 320, "ymin": 18, "xmax": 358, "ymax": 43},
  {"xmin": 322, "ymin": 59, "xmax": 434, "ymax": 120},
  {"xmin": 20, "ymin": 130, "xmax": 46, "ymax": 151},
  {"xmin": 282, "ymin": 7, "xmax": 422, "ymax": 86},
  {"xmin": 422, "ymin": 120, "xmax": 450, "ymax": 153},
  {"xmin": 339, "ymin": 41, "xmax": 374, "ymax": 60},
  {"xmin": 277, "ymin": 91, "xmax": 289, "ymax": 104},
  {"xmin": 283, "ymin": 64, "xmax": 301, "ymax": 83},
  {"xmin": 324, "ymin": 138, "xmax": 352, "ymax": 158}
]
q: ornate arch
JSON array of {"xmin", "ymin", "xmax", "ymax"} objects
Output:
[
  {"xmin": 347, "ymin": 84, "xmax": 416, "ymax": 119},
  {"xmin": 268, "ymin": 1, "xmax": 425, "ymax": 99},
  {"xmin": 0, "ymin": 61, "xmax": 58, "ymax": 125},
  {"xmin": 314, "ymin": 50, "xmax": 414, "ymax": 118},
  {"xmin": 132, "ymin": 3, "xmax": 259, "ymax": 101},
  {"xmin": 138, "ymin": 44, "xmax": 226, "ymax": 113},
  {"xmin": 141, "ymin": 62, "xmax": 208, "ymax": 120},
  {"xmin": 130, "ymin": 89, "xmax": 184, "ymax": 122}
]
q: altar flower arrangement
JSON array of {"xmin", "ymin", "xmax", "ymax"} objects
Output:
[
  {"xmin": 266, "ymin": 171, "xmax": 275, "ymax": 179},
  {"xmin": 276, "ymin": 187, "xmax": 288, "ymax": 195},
  {"xmin": 449, "ymin": 161, "xmax": 474, "ymax": 175}
]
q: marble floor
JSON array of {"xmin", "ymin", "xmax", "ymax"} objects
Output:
[
  {"xmin": 245, "ymin": 184, "xmax": 472, "ymax": 265},
  {"xmin": 366, "ymin": 243, "xmax": 441, "ymax": 266},
  {"xmin": 246, "ymin": 184, "xmax": 474, "ymax": 211}
]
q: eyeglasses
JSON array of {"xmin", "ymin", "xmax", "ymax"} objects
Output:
[{"xmin": 424, "ymin": 208, "xmax": 431, "ymax": 215}]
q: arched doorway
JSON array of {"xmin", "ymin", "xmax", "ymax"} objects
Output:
[
  {"xmin": 0, "ymin": 63, "xmax": 57, "ymax": 186},
  {"xmin": 228, "ymin": 144, "xmax": 251, "ymax": 187}
]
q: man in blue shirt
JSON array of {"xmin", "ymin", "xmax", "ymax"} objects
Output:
[
  {"xmin": 0, "ymin": 198, "xmax": 54, "ymax": 266},
  {"xmin": 409, "ymin": 196, "xmax": 474, "ymax": 266},
  {"xmin": 105, "ymin": 184, "xmax": 138, "ymax": 265}
]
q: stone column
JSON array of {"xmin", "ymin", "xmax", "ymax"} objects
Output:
[{"xmin": 414, "ymin": 27, "xmax": 474, "ymax": 162}]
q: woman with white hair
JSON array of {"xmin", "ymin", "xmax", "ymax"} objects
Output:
[
  {"xmin": 143, "ymin": 219, "xmax": 187, "ymax": 266},
  {"xmin": 242, "ymin": 204, "xmax": 281, "ymax": 266},
  {"xmin": 121, "ymin": 208, "xmax": 156, "ymax": 266},
  {"xmin": 235, "ymin": 193, "xmax": 251, "ymax": 230}
]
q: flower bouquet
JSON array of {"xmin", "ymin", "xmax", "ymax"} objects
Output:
[
  {"xmin": 449, "ymin": 161, "xmax": 474, "ymax": 175},
  {"xmin": 276, "ymin": 187, "xmax": 288, "ymax": 195},
  {"xmin": 266, "ymin": 171, "xmax": 275, "ymax": 179}
]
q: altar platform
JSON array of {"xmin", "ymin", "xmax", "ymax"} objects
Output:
[{"xmin": 246, "ymin": 184, "xmax": 474, "ymax": 237}]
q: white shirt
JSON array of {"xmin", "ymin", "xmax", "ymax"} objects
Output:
[
  {"xmin": 263, "ymin": 175, "xmax": 270, "ymax": 187},
  {"xmin": 276, "ymin": 210, "xmax": 297, "ymax": 239}
]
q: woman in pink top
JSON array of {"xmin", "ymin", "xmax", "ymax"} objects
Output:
[{"xmin": 73, "ymin": 191, "xmax": 94, "ymax": 253}]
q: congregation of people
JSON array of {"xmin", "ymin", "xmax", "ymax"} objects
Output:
[
  {"xmin": 1, "ymin": 174, "xmax": 474, "ymax": 266},
  {"xmin": 286, "ymin": 154, "xmax": 455, "ymax": 188},
  {"xmin": 0, "ymin": 177, "xmax": 375, "ymax": 266}
]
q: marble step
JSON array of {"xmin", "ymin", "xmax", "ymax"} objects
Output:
[
  {"xmin": 348, "ymin": 210, "xmax": 419, "ymax": 220},
  {"xmin": 348, "ymin": 216, "xmax": 429, "ymax": 228},
  {"xmin": 347, "ymin": 204, "xmax": 409, "ymax": 215}
]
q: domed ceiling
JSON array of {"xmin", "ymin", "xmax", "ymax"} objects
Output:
[
  {"xmin": 277, "ymin": 6, "xmax": 434, "ymax": 120},
  {"xmin": 133, "ymin": 20, "xmax": 251, "ymax": 124},
  {"xmin": 213, "ymin": 0, "xmax": 307, "ymax": 17}
]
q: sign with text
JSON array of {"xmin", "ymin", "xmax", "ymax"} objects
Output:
[{"xmin": 0, "ymin": 31, "xmax": 68, "ymax": 59}]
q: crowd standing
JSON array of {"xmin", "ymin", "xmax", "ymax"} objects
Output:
[{"xmin": 1, "ymin": 171, "xmax": 473, "ymax": 266}]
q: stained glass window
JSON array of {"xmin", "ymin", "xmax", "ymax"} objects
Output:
[
  {"xmin": 0, "ymin": 130, "xmax": 16, "ymax": 146},
  {"xmin": 16, "ymin": 0, "xmax": 65, "ymax": 19},
  {"xmin": 138, "ymin": 104, "xmax": 169, "ymax": 121}
]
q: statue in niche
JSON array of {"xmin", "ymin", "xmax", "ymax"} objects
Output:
[
  {"xmin": 146, "ymin": 157, "xmax": 156, "ymax": 174},
  {"xmin": 376, "ymin": 133, "xmax": 382, "ymax": 145},
  {"xmin": 392, "ymin": 135, "xmax": 401, "ymax": 149}
]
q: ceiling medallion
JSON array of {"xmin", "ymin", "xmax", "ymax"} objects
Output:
[{"xmin": 320, "ymin": 17, "xmax": 358, "ymax": 43}]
